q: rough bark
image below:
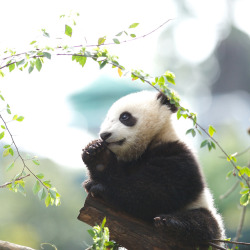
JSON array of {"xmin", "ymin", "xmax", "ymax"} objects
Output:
[{"xmin": 78, "ymin": 194, "xmax": 197, "ymax": 250}]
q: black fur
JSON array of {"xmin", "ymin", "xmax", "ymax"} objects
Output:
[
  {"xmin": 82, "ymin": 140, "xmax": 222, "ymax": 248},
  {"xmin": 157, "ymin": 92, "xmax": 178, "ymax": 113}
]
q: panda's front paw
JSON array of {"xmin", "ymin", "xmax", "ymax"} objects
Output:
[
  {"xmin": 89, "ymin": 183, "xmax": 106, "ymax": 198},
  {"xmin": 82, "ymin": 139, "xmax": 106, "ymax": 165},
  {"xmin": 83, "ymin": 179, "xmax": 96, "ymax": 193}
]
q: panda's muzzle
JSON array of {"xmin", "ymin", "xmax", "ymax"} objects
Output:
[{"xmin": 100, "ymin": 132, "xmax": 125, "ymax": 146}]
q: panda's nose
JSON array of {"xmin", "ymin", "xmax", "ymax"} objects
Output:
[{"xmin": 100, "ymin": 132, "xmax": 112, "ymax": 141}]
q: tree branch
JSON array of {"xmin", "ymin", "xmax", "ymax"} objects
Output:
[
  {"xmin": 0, "ymin": 174, "xmax": 30, "ymax": 188},
  {"xmin": 219, "ymin": 180, "xmax": 240, "ymax": 200},
  {"xmin": 0, "ymin": 114, "xmax": 48, "ymax": 190},
  {"xmin": 233, "ymin": 205, "xmax": 247, "ymax": 249}
]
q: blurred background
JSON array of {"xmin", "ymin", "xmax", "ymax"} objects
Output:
[{"xmin": 0, "ymin": 0, "xmax": 250, "ymax": 249}]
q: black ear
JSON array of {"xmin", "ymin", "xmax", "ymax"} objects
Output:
[{"xmin": 157, "ymin": 92, "xmax": 178, "ymax": 113}]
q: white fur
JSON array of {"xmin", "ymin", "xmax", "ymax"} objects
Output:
[{"xmin": 100, "ymin": 91, "xmax": 178, "ymax": 161}]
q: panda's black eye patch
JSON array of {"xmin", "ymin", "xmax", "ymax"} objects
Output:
[{"xmin": 119, "ymin": 112, "xmax": 137, "ymax": 127}]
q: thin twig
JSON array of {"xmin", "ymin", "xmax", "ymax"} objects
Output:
[
  {"xmin": 0, "ymin": 19, "xmax": 173, "ymax": 66},
  {"xmin": 233, "ymin": 205, "xmax": 247, "ymax": 249},
  {"xmin": 195, "ymin": 122, "xmax": 250, "ymax": 188},
  {"xmin": 0, "ymin": 174, "xmax": 30, "ymax": 188},
  {"xmin": 219, "ymin": 146, "xmax": 250, "ymax": 159},
  {"xmin": 219, "ymin": 181, "xmax": 240, "ymax": 200},
  {"xmin": 0, "ymin": 114, "xmax": 48, "ymax": 190},
  {"xmin": 212, "ymin": 239, "xmax": 250, "ymax": 246},
  {"xmin": 207, "ymin": 242, "xmax": 226, "ymax": 250}
]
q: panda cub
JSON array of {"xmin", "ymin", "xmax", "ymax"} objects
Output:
[{"xmin": 82, "ymin": 91, "xmax": 225, "ymax": 249}]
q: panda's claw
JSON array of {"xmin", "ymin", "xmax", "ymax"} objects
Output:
[{"xmin": 82, "ymin": 139, "xmax": 107, "ymax": 165}]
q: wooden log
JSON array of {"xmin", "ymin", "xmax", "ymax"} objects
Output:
[{"xmin": 78, "ymin": 194, "xmax": 197, "ymax": 250}]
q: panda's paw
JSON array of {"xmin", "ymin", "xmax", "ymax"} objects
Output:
[
  {"xmin": 83, "ymin": 179, "xmax": 96, "ymax": 193},
  {"xmin": 89, "ymin": 183, "xmax": 106, "ymax": 198},
  {"xmin": 154, "ymin": 214, "xmax": 183, "ymax": 230},
  {"xmin": 82, "ymin": 139, "xmax": 106, "ymax": 164}
]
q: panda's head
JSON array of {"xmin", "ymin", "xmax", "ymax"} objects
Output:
[{"xmin": 100, "ymin": 91, "xmax": 178, "ymax": 162}]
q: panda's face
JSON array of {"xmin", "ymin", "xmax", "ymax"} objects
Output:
[{"xmin": 99, "ymin": 91, "xmax": 177, "ymax": 161}]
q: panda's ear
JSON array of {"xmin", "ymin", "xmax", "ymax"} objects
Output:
[{"xmin": 157, "ymin": 92, "xmax": 178, "ymax": 113}]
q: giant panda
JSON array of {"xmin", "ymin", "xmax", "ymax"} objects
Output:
[{"xmin": 82, "ymin": 90, "xmax": 225, "ymax": 249}]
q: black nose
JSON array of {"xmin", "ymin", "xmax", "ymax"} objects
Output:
[{"xmin": 100, "ymin": 132, "xmax": 111, "ymax": 141}]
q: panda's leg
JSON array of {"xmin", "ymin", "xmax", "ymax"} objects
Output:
[{"xmin": 154, "ymin": 208, "xmax": 221, "ymax": 248}]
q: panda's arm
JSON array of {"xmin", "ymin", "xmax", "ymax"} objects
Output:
[{"xmin": 82, "ymin": 139, "xmax": 118, "ymax": 193}]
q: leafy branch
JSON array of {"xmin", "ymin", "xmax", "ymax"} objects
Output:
[{"xmin": 0, "ymin": 102, "xmax": 60, "ymax": 207}]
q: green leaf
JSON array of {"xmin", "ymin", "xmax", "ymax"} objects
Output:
[
  {"xmin": 13, "ymin": 115, "xmax": 18, "ymax": 120},
  {"xmin": 87, "ymin": 229, "xmax": 96, "ymax": 238},
  {"xmin": 65, "ymin": 25, "xmax": 72, "ymax": 37},
  {"xmin": 116, "ymin": 31, "xmax": 123, "ymax": 36},
  {"xmin": 101, "ymin": 217, "xmax": 106, "ymax": 229},
  {"xmin": 0, "ymin": 94, "xmax": 5, "ymax": 101},
  {"xmin": 36, "ymin": 173, "xmax": 44, "ymax": 179},
  {"xmin": 17, "ymin": 184, "xmax": 26, "ymax": 196},
  {"xmin": 164, "ymin": 71, "xmax": 176, "ymax": 85},
  {"xmin": 226, "ymin": 170, "xmax": 233, "ymax": 179},
  {"xmin": 0, "ymin": 131, "xmax": 4, "ymax": 140},
  {"xmin": 240, "ymin": 188, "xmax": 249, "ymax": 195},
  {"xmin": 130, "ymin": 34, "xmax": 136, "ymax": 38},
  {"xmin": 33, "ymin": 180, "xmax": 41, "ymax": 195},
  {"xmin": 98, "ymin": 36, "xmax": 106, "ymax": 45},
  {"xmin": 43, "ymin": 52, "xmax": 51, "ymax": 59},
  {"xmin": 16, "ymin": 116, "xmax": 24, "ymax": 122},
  {"xmin": 13, "ymin": 173, "xmax": 22, "ymax": 181},
  {"xmin": 28, "ymin": 65, "xmax": 34, "ymax": 74},
  {"xmin": 211, "ymin": 141, "xmax": 216, "ymax": 149},
  {"xmin": 72, "ymin": 55, "xmax": 87, "ymax": 67},
  {"xmin": 177, "ymin": 109, "xmax": 182, "ymax": 120},
  {"xmin": 240, "ymin": 193, "xmax": 249, "ymax": 206},
  {"xmin": 42, "ymin": 30, "xmax": 50, "ymax": 38},
  {"xmin": 113, "ymin": 38, "xmax": 120, "ymax": 44},
  {"xmin": 9, "ymin": 148, "xmax": 14, "ymax": 156},
  {"xmin": 38, "ymin": 187, "xmax": 46, "ymax": 200},
  {"xmin": 35, "ymin": 58, "xmax": 42, "ymax": 72},
  {"xmin": 99, "ymin": 60, "xmax": 107, "ymax": 69},
  {"xmin": 3, "ymin": 148, "xmax": 10, "ymax": 157},
  {"xmin": 129, "ymin": 23, "xmax": 139, "ymax": 28},
  {"xmin": 6, "ymin": 162, "xmax": 15, "ymax": 171},
  {"xmin": 208, "ymin": 125, "xmax": 216, "ymax": 137},
  {"xmin": 33, "ymin": 159, "xmax": 40, "ymax": 166},
  {"xmin": 186, "ymin": 128, "xmax": 196, "ymax": 137},
  {"xmin": 0, "ymin": 70, "xmax": 4, "ymax": 77},
  {"xmin": 9, "ymin": 63, "xmax": 15, "ymax": 72},
  {"xmin": 43, "ymin": 180, "xmax": 52, "ymax": 188},
  {"xmin": 49, "ymin": 189, "xmax": 57, "ymax": 199},
  {"xmin": 238, "ymin": 166, "xmax": 250, "ymax": 177},
  {"xmin": 16, "ymin": 59, "xmax": 25, "ymax": 67},
  {"xmin": 45, "ymin": 194, "xmax": 51, "ymax": 207},
  {"xmin": 158, "ymin": 76, "xmax": 165, "ymax": 86},
  {"xmin": 30, "ymin": 40, "xmax": 37, "ymax": 45},
  {"xmin": 1, "ymin": 125, "xmax": 5, "ymax": 129},
  {"xmin": 201, "ymin": 140, "xmax": 208, "ymax": 148}
]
